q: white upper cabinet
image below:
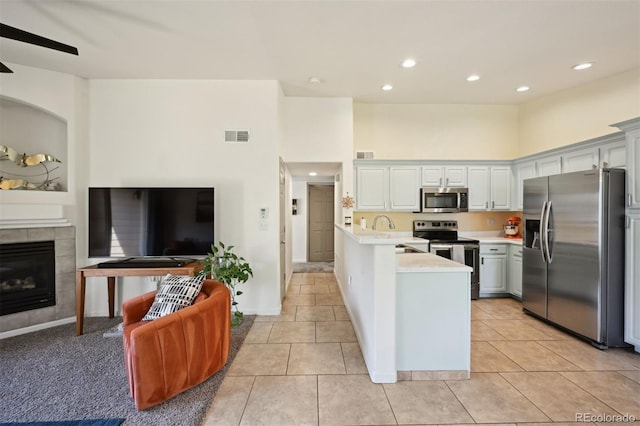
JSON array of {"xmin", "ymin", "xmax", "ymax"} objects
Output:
[
  {"xmin": 612, "ymin": 118, "xmax": 640, "ymax": 209},
  {"xmin": 468, "ymin": 166, "xmax": 510, "ymax": 211},
  {"xmin": 467, "ymin": 166, "xmax": 490, "ymax": 210},
  {"xmin": 627, "ymin": 128, "xmax": 640, "ymax": 209},
  {"xmin": 355, "ymin": 165, "xmax": 419, "ymax": 211},
  {"xmin": 490, "ymin": 167, "xmax": 511, "ymax": 210},
  {"xmin": 537, "ymin": 156, "xmax": 562, "ymax": 177},
  {"xmin": 601, "ymin": 140, "xmax": 627, "ymax": 169},
  {"xmin": 444, "ymin": 166, "xmax": 468, "ymax": 187},
  {"xmin": 514, "ymin": 161, "xmax": 536, "ymax": 210},
  {"xmin": 561, "ymin": 146, "xmax": 599, "ymax": 173},
  {"xmin": 420, "ymin": 166, "xmax": 467, "ymax": 187},
  {"xmin": 389, "ymin": 166, "xmax": 421, "ymax": 211},
  {"xmin": 356, "ymin": 166, "xmax": 388, "ymax": 211},
  {"xmin": 421, "ymin": 166, "xmax": 444, "ymax": 187}
]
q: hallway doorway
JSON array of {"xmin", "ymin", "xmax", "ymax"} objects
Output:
[{"xmin": 308, "ymin": 184, "xmax": 335, "ymax": 262}]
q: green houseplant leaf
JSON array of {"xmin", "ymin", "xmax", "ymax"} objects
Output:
[{"xmin": 199, "ymin": 242, "xmax": 253, "ymax": 326}]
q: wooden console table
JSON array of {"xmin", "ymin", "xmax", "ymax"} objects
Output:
[{"xmin": 75, "ymin": 262, "xmax": 202, "ymax": 336}]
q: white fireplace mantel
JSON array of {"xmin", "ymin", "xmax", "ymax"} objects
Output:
[{"xmin": 0, "ymin": 203, "xmax": 72, "ymax": 229}]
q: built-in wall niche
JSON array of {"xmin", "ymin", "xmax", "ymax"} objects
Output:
[{"xmin": 0, "ymin": 96, "xmax": 68, "ymax": 191}]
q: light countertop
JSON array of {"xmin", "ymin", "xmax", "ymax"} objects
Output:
[
  {"xmin": 396, "ymin": 252, "xmax": 473, "ymax": 273},
  {"xmin": 336, "ymin": 225, "xmax": 427, "ymax": 245},
  {"xmin": 338, "ymin": 225, "xmax": 522, "ymax": 246},
  {"xmin": 460, "ymin": 231, "xmax": 522, "ymax": 245}
]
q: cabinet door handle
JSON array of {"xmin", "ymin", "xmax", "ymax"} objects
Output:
[
  {"xmin": 439, "ymin": 177, "xmax": 443, "ymax": 186},
  {"xmin": 602, "ymin": 161, "xmax": 608, "ymax": 168},
  {"xmin": 629, "ymin": 194, "xmax": 633, "ymax": 207},
  {"xmin": 485, "ymin": 201, "xmax": 488, "ymax": 209},
  {"xmin": 492, "ymin": 201, "xmax": 495, "ymax": 209},
  {"xmin": 445, "ymin": 177, "xmax": 449, "ymax": 186},
  {"xmin": 627, "ymin": 215, "xmax": 631, "ymax": 229},
  {"xmin": 481, "ymin": 257, "xmax": 484, "ymax": 265},
  {"xmin": 490, "ymin": 248, "xmax": 498, "ymax": 251}
]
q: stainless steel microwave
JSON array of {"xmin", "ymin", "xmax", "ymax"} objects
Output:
[{"xmin": 420, "ymin": 187, "xmax": 469, "ymax": 213}]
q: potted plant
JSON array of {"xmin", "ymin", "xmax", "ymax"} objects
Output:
[{"xmin": 200, "ymin": 242, "xmax": 253, "ymax": 326}]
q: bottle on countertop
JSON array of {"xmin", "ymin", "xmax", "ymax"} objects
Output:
[{"xmin": 360, "ymin": 217, "xmax": 366, "ymax": 230}]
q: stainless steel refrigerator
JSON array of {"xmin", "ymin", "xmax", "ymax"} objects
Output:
[{"xmin": 522, "ymin": 168, "xmax": 626, "ymax": 348}]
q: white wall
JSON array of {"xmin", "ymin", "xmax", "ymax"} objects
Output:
[
  {"xmin": 281, "ymin": 97, "xmax": 354, "ymax": 197},
  {"xmin": 88, "ymin": 79, "xmax": 282, "ymax": 315},
  {"xmin": 518, "ymin": 68, "xmax": 640, "ymax": 157},
  {"xmin": 354, "ymin": 103, "xmax": 519, "ymax": 160},
  {"xmin": 281, "ymin": 97, "xmax": 353, "ymax": 265},
  {"xmin": 0, "ymin": 63, "xmax": 88, "ymax": 223}
]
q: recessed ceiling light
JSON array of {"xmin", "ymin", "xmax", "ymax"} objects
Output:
[
  {"xmin": 402, "ymin": 58, "xmax": 416, "ymax": 68},
  {"xmin": 308, "ymin": 77, "xmax": 322, "ymax": 84},
  {"xmin": 381, "ymin": 84, "xmax": 393, "ymax": 91},
  {"xmin": 466, "ymin": 74, "xmax": 480, "ymax": 82},
  {"xmin": 309, "ymin": 172, "xmax": 317, "ymax": 176},
  {"xmin": 516, "ymin": 86, "xmax": 530, "ymax": 92},
  {"xmin": 572, "ymin": 62, "xmax": 593, "ymax": 70}
]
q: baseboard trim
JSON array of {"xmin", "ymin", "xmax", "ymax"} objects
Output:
[{"xmin": 0, "ymin": 316, "xmax": 75, "ymax": 339}]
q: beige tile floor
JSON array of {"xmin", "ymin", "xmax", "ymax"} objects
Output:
[{"xmin": 203, "ymin": 272, "xmax": 640, "ymax": 426}]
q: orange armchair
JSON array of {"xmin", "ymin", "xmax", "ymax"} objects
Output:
[{"xmin": 122, "ymin": 279, "xmax": 231, "ymax": 410}]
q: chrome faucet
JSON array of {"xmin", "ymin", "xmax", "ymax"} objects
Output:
[{"xmin": 372, "ymin": 214, "xmax": 396, "ymax": 231}]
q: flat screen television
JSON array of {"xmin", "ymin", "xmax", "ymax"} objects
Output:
[{"xmin": 88, "ymin": 187, "xmax": 214, "ymax": 260}]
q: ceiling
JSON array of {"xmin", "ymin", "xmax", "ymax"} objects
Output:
[{"xmin": 1, "ymin": 0, "xmax": 639, "ymax": 106}]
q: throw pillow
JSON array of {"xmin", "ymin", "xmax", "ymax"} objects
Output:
[{"xmin": 142, "ymin": 274, "xmax": 205, "ymax": 321}]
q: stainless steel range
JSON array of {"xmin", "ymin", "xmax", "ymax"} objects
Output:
[{"xmin": 413, "ymin": 220, "xmax": 480, "ymax": 299}]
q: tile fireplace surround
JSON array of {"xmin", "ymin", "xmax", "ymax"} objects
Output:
[{"xmin": 0, "ymin": 226, "xmax": 76, "ymax": 334}]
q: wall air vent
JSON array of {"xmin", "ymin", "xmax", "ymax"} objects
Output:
[
  {"xmin": 356, "ymin": 151, "xmax": 374, "ymax": 160},
  {"xmin": 225, "ymin": 130, "xmax": 250, "ymax": 143}
]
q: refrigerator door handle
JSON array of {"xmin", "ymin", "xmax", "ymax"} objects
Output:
[
  {"xmin": 543, "ymin": 201, "xmax": 553, "ymax": 263},
  {"xmin": 539, "ymin": 201, "xmax": 548, "ymax": 263}
]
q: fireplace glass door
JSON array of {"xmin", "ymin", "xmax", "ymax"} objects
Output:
[{"xmin": 0, "ymin": 240, "xmax": 56, "ymax": 316}]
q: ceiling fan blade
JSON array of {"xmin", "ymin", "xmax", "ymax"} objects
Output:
[
  {"xmin": 0, "ymin": 23, "xmax": 78, "ymax": 55},
  {"xmin": 0, "ymin": 62, "xmax": 13, "ymax": 73}
]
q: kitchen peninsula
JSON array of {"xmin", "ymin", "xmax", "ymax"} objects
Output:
[{"xmin": 335, "ymin": 224, "xmax": 472, "ymax": 383}]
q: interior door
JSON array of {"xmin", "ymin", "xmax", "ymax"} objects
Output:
[{"xmin": 308, "ymin": 184, "xmax": 335, "ymax": 262}]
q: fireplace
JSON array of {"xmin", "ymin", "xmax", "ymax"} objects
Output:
[{"xmin": 0, "ymin": 240, "xmax": 56, "ymax": 316}]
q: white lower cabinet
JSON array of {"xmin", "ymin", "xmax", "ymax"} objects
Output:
[
  {"xmin": 625, "ymin": 211, "xmax": 640, "ymax": 352},
  {"xmin": 479, "ymin": 243, "xmax": 507, "ymax": 296},
  {"xmin": 508, "ymin": 245, "xmax": 523, "ymax": 299}
]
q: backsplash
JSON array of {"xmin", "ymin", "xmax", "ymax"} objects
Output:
[{"xmin": 352, "ymin": 211, "xmax": 523, "ymax": 234}]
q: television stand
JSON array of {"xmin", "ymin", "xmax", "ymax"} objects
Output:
[
  {"xmin": 75, "ymin": 261, "xmax": 202, "ymax": 335},
  {"xmin": 97, "ymin": 257, "xmax": 194, "ymax": 269}
]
